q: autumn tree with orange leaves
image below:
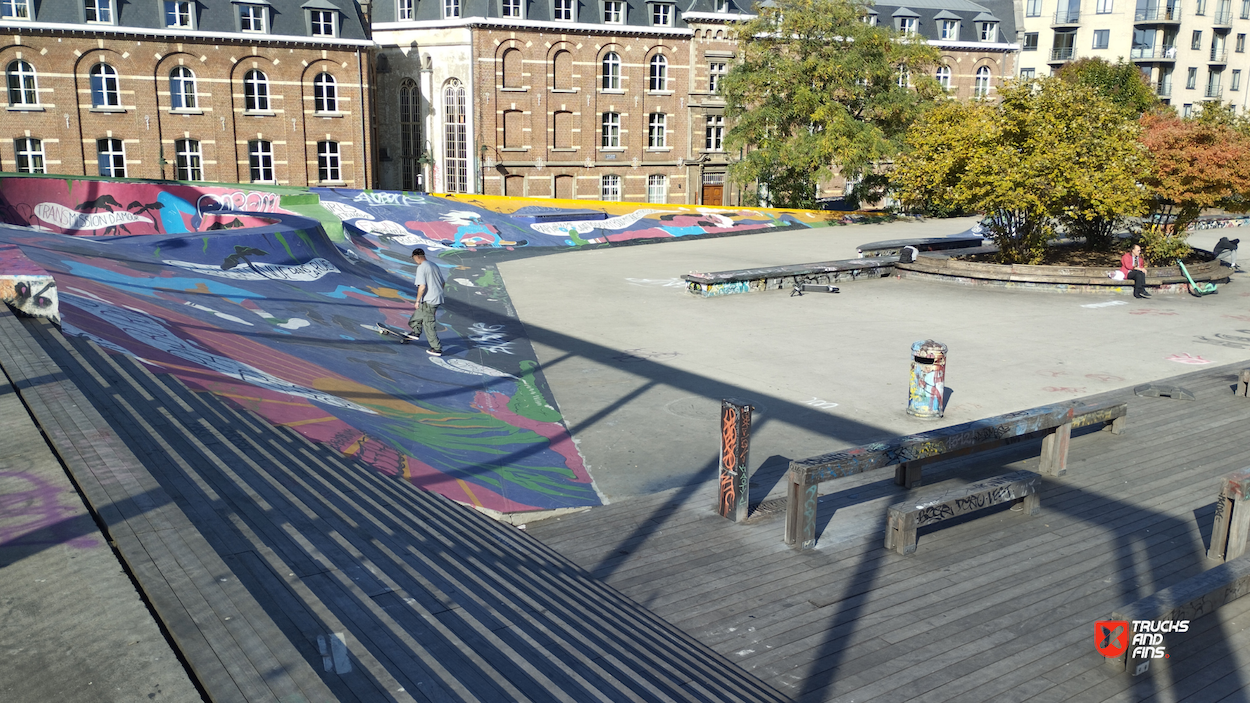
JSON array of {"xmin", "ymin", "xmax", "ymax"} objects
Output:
[{"xmin": 1139, "ymin": 112, "xmax": 1250, "ymax": 261}]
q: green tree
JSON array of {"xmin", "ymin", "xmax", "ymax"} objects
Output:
[
  {"xmin": 722, "ymin": 0, "xmax": 940, "ymax": 209},
  {"xmin": 892, "ymin": 78, "xmax": 1147, "ymax": 263},
  {"xmin": 1056, "ymin": 58, "xmax": 1158, "ymax": 117}
]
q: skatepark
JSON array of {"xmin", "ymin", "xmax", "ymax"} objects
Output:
[{"xmin": 3, "ymin": 175, "xmax": 1250, "ymax": 702}]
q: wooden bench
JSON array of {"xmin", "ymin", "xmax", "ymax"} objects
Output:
[
  {"xmin": 785, "ymin": 399, "xmax": 1127, "ymax": 550},
  {"xmin": 885, "ymin": 470, "xmax": 1040, "ymax": 555},
  {"xmin": 1209, "ymin": 467, "xmax": 1250, "ymax": 562},
  {"xmin": 1108, "ymin": 554, "xmax": 1250, "ymax": 676}
]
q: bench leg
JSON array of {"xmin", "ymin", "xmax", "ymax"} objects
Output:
[
  {"xmin": 1227, "ymin": 498, "xmax": 1250, "ymax": 561},
  {"xmin": 894, "ymin": 462, "xmax": 923, "ymax": 489},
  {"xmin": 1039, "ymin": 422, "xmax": 1072, "ymax": 477},
  {"xmin": 1022, "ymin": 492, "xmax": 1040, "ymax": 516},
  {"xmin": 1209, "ymin": 491, "xmax": 1234, "ymax": 561},
  {"xmin": 1110, "ymin": 416, "xmax": 1126, "ymax": 435},
  {"xmin": 785, "ymin": 475, "xmax": 819, "ymax": 550},
  {"xmin": 897, "ymin": 512, "xmax": 918, "ymax": 555}
]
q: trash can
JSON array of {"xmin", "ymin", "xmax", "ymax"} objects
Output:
[{"xmin": 907, "ymin": 339, "xmax": 948, "ymax": 419}]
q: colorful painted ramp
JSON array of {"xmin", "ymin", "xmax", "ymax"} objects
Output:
[{"xmin": 0, "ymin": 213, "xmax": 595, "ymax": 514}]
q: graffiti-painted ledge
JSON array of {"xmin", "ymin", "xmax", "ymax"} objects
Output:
[
  {"xmin": 895, "ymin": 254, "xmax": 1230, "ymax": 296},
  {"xmin": 683, "ymin": 257, "xmax": 897, "ymax": 297}
]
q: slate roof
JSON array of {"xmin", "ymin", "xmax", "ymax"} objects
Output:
[
  {"xmin": 372, "ymin": 0, "xmax": 749, "ymax": 27},
  {"xmin": 872, "ymin": 0, "xmax": 1017, "ymax": 45}
]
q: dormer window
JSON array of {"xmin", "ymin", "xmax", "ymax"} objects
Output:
[
  {"xmin": 2, "ymin": 0, "xmax": 31, "ymax": 19},
  {"xmin": 604, "ymin": 0, "xmax": 623, "ymax": 22},
  {"xmin": 444, "ymin": 0, "xmax": 460, "ymax": 18},
  {"xmin": 863, "ymin": 11, "xmax": 877, "ymax": 24},
  {"xmin": 165, "ymin": 0, "xmax": 193, "ymax": 27},
  {"xmin": 553, "ymin": 0, "xmax": 573, "ymax": 21},
  {"xmin": 940, "ymin": 19, "xmax": 959, "ymax": 39},
  {"xmin": 502, "ymin": 0, "xmax": 522, "ymax": 18},
  {"xmin": 238, "ymin": 2, "xmax": 267, "ymax": 32},
  {"xmin": 85, "ymin": 0, "xmax": 113, "ymax": 23},
  {"xmin": 652, "ymin": 2, "xmax": 672, "ymax": 26},
  {"xmin": 398, "ymin": 0, "xmax": 412, "ymax": 20},
  {"xmin": 312, "ymin": 10, "xmax": 334, "ymax": 35},
  {"xmin": 979, "ymin": 21, "xmax": 998, "ymax": 41},
  {"xmin": 899, "ymin": 17, "xmax": 917, "ymax": 34},
  {"xmin": 714, "ymin": 0, "xmax": 729, "ymax": 11}
]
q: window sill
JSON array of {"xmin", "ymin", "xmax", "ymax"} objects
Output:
[
  {"xmin": 646, "ymin": 147, "xmax": 672, "ymax": 152},
  {"xmin": 7, "ymin": 104, "xmax": 44, "ymax": 112},
  {"xmin": 500, "ymin": 87, "xmax": 528, "ymax": 92},
  {"xmin": 550, "ymin": 147, "xmax": 578, "ymax": 152},
  {"xmin": 599, "ymin": 147, "xmax": 626, "ymax": 152},
  {"xmin": 647, "ymin": 90, "xmax": 674, "ymax": 96},
  {"xmin": 550, "ymin": 88, "xmax": 578, "ymax": 93},
  {"xmin": 89, "ymin": 106, "xmax": 126, "ymax": 113},
  {"xmin": 170, "ymin": 108, "xmax": 203, "ymax": 115},
  {"xmin": 313, "ymin": 111, "xmax": 344, "ymax": 118},
  {"xmin": 499, "ymin": 147, "xmax": 529, "ymax": 152},
  {"xmin": 600, "ymin": 89, "xmax": 625, "ymax": 94},
  {"xmin": 244, "ymin": 109, "xmax": 276, "ymax": 116}
]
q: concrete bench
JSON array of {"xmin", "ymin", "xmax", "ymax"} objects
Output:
[
  {"xmin": 1209, "ymin": 467, "xmax": 1250, "ymax": 562},
  {"xmin": 885, "ymin": 470, "xmax": 1040, "ymax": 555},
  {"xmin": 785, "ymin": 399, "xmax": 1127, "ymax": 550},
  {"xmin": 856, "ymin": 235, "xmax": 988, "ymax": 258},
  {"xmin": 682, "ymin": 257, "xmax": 893, "ymax": 297},
  {"xmin": 1108, "ymin": 554, "xmax": 1250, "ymax": 676}
]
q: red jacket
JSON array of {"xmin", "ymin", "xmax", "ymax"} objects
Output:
[{"xmin": 1120, "ymin": 252, "xmax": 1143, "ymax": 277}]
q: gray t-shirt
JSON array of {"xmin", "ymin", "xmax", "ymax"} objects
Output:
[{"xmin": 414, "ymin": 260, "xmax": 445, "ymax": 305}]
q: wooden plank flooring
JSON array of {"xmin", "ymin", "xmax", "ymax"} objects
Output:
[
  {"xmin": 530, "ymin": 362, "xmax": 1250, "ymax": 702},
  {"xmin": 3, "ymin": 312, "xmax": 785, "ymax": 703}
]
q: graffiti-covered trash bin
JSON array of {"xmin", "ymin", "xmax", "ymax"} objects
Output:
[{"xmin": 907, "ymin": 339, "xmax": 947, "ymax": 419}]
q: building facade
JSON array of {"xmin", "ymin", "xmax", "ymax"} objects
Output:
[
  {"xmin": 0, "ymin": 0, "xmax": 374, "ymax": 186},
  {"xmin": 372, "ymin": 0, "xmax": 749, "ymax": 204},
  {"xmin": 1016, "ymin": 0, "xmax": 1250, "ymax": 113}
]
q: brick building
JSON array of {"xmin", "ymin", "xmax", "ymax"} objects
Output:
[
  {"xmin": 372, "ymin": 0, "xmax": 748, "ymax": 204},
  {"xmin": 0, "ymin": 0, "xmax": 374, "ymax": 187}
]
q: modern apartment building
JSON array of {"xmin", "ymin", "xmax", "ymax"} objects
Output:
[
  {"xmin": 1016, "ymin": 0, "xmax": 1250, "ymax": 113},
  {"xmin": 0, "ymin": 0, "xmax": 374, "ymax": 186}
]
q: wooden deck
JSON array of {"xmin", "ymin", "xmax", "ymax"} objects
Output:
[
  {"xmin": 529, "ymin": 363, "xmax": 1250, "ymax": 702},
  {"xmin": 0, "ymin": 309, "xmax": 786, "ymax": 703}
]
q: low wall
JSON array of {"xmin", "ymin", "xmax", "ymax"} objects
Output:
[{"xmin": 895, "ymin": 254, "xmax": 1230, "ymax": 295}]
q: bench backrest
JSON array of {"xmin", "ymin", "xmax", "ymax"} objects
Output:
[{"xmin": 789, "ymin": 399, "xmax": 1126, "ymax": 488}]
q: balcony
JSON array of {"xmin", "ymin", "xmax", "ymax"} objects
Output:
[
  {"xmin": 1050, "ymin": 46, "xmax": 1077, "ymax": 62},
  {"xmin": 1134, "ymin": 5, "xmax": 1183, "ymax": 22},
  {"xmin": 1152, "ymin": 81, "xmax": 1173, "ymax": 96},
  {"xmin": 1131, "ymin": 46, "xmax": 1179, "ymax": 61},
  {"xmin": 1052, "ymin": 8, "xmax": 1080, "ymax": 24},
  {"xmin": 1211, "ymin": 48, "xmax": 1229, "ymax": 63},
  {"xmin": 1205, "ymin": 86, "xmax": 1224, "ymax": 98},
  {"xmin": 1214, "ymin": 9, "xmax": 1233, "ymax": 25}
]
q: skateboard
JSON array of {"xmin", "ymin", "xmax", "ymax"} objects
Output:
[{"xmin": 375, "ymin": 322, "xmax": 418, "ymax": 343}]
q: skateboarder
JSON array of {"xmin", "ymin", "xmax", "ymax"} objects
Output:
[{"xmin": 409, "ymin": 248, "xmax": 445, "ymax": 356}]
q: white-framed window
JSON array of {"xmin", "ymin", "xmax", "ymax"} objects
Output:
[
  {"xmin": 444, "ymin": 0, "xmax": 460, "ymax": 18},
  {"xmin": 602, "ymin": 52, "xmax": 621, "ymax": 90},
  {"xmin": 647, "ymin": 175, "xmax": 667, "ymax": 203},
  {"xmin": 649, "ymin": 54, "xmax": 668, "ymax": 91},
  {"xmin": 648, "ymin": 112, "xmax": 666, "ymax": 147},
  {"xmin": 553, "ymin": 0, "xmax": 573, "ymax": 20},
  {"xmin": 899, "ymin": 17, "xmax": 917, "ymax": 34},
  {"xmin": 974, "ymin": 66, "xmax": 991, "ymax": 97},
  {"xmin": 398, "ymin": 0, "xmax": 413, "ymax": 20},
  {"xmin": 15, "ymin": 138, "xmax": 43, "ymax": 173},
  {"xmin": 1023, "ymin": 32, "xmax": 1039, "ymax": 51},
  {"xmin": 1026, "ymin": 0, "xmax": 1041, "ymax": 15},
  {"xmin": 175, "ymin": 138, "xmax": 202, "ymax": 180},
  {"xmin": 1, "ymin": 0, "xmax": 30, "ymax": 19},
  {"xmin": 310, "ymin": 9, "xmax": 336, "ymax": 36},
  {"xmin": 443, "ymin": 78, "xmax": 468, "ymax": 193},
  {"xmin": 709, "ymin": 62, "xmax": 727, "ymax": 93},
  {"xmin": 601, "ymin": 112, "xmax": 620, "ymax": 147},
  {"xmin": 1092, "ymin": 29, "xmax": 1109, "ymax": 49},
  {"xmin": 90, "ymin": 63, "xmax": 120, "ymax": 107},
  {"xmin": 1234, "ymin": 69, "xmax": 1243, "ymax": 90},
  {"xmin": 165, "ymin": 0, "xmax": 192, "ymax": 27},
  {"xmin": 1187, "ymin": 66, "xmax": 1198, "ymax": 88},
  {"xmin": 85, "ymin": 0, "xmax": 113, "ymax": 23},
  {"xmin": 1193, "ymin": 30, "xmax": 1203, "ymax": 50},
  {"xmin": 239, "ymin": 3, "xmax": 266, "ymax": 32},
  {"xmin": 502, "ymin": 0, "xmax": 522, "ymax": 18},
  {"xmin": 249, "ymin": 140, "xmax": 274, "ymax": 182},
  {"xmin": 7, "ymin": 60, "xmax": 37, "ymax": 106},
  {"xmin": 97, "ymin": 137, "xmax": 125, "ymax": 177},
  {"xmin": 936, "ymin": 65, "xmax": 951, "ymax": 90},
  {"xmin": 603, "ymin": 0, "xmax": 623, "ymax": 21},
  {"xmin": 864, "ymin": 11, "xmax": 877, "ymax": 25},
  {"xmin": 705, "ymin": 114, "xmax": 724, "ymax": 151},
  {"xmin": 714, "ymin": 0, "xmax": 728, "ymax": 11},
  {"xmin": 652, "ymin": 2, "xmax": 672, "ymax": 25},
  {"xmin": 1197, "ymin": 0, "xmax": 1207, "ymax": 13},
  {"xmin": 979, "ymin": 22, "xmax": 997, "ymax": 42},
  {"xmin": 1097, "ymin": 0, "xmax": 1113, "ymax": 12},
  {"xmin": 170, "ymin": 66, "xmax": 197, "ymax": 110},
  {"xmin": 313, "ymin": 72, "xmax": 337, "ymax": 113},
  {"xmin": 1020, "ymin": 67, "xmax": 1036, "ymax": 78},
  {"xmin": 318, "ymin": 140, "xmax": 341, "ymax": 182},
  {"xmin": 940, "ymin": 20, "xmax": 959, "ymax": 40},
  {"xmin": 601, "ymin": 174, "xmax": 621, "ymax": 201},
  {"xmin": 244, "ymin": 69, "xmax": 270, "ymax": 111}
]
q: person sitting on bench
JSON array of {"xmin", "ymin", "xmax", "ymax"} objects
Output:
[{"xmin": 1120, "ymin": 244, "xmax": 1149, "ymax": 299}]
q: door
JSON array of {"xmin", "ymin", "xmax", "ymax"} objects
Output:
[{"xmin": 701, "ymin": 184, "xmax": 723, "ymax": 206}]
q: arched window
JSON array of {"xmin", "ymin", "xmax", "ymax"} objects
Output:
[
  {"xmin": 936, "ymin": 66, "xmax": 952, "ymax": 91},
  {"xmin": 443, "ymin": 78, "xmax": 468, "ymax": 193},
  {"xmin": 175, "ymin": 138, "xmax": 202, "ymax": 180},
  {"xmin": 90, "ymin": 63, "xmax": 120, "ymax": 107},
  {"xmin": 244, "ymin": 69, "xmax": 269, "ymax": 111},
  {"xmin": 7, "ymin": 60, "xmax": 37, "ymax": 106},
  {"xmin": 170, "ymin": 66, "xmax": 197, "ymax": 110},
  {"xmin": 502, "ymin": 48, "xmax": 522, "ymax": 88},
  {"xmin": 553, "ymin": 50, "xmax": 572, "ymax": 90},
  {"xmin": 974, "ymin": 66, "xmax": 991, "ymax": 97},
  {"xmin": 399, "ymin": 78, "xmax": 420, "ymax": 191},
  {"xmin": 602, "ymin": 52, "xmax": 621, "ymax": 90},
  {"xmin": 648, "ymin": 54, "xmax": 668, "ymax": 92},
  {"xmin": 313, "ymin": 72, "xmax": 337, "ymax": 113}
]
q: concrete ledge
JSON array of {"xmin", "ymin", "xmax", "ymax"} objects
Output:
[
  {"xmin": 896, "ymin": 254, "xmax": 1231, "ymax": 295},
  {"xmin": 682, "ymin": 257, "xmax": 895, "ymax": 297}
]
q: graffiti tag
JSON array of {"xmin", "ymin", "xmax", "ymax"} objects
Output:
[
  {"xmin": 352, "ymin": 192, "xmax": 427, "ymax": 207},
  {"xmin": 467, "ymin": 322, "xmax": 514, "ymax": 354},
  {"xmin": 805, "ymin": 397, "xmax": 839, "ymax": 410},
  {"xmin": 196, "ymin": 191, "xmax": 282, "ymax": 214},
  {"xmin": 34, "ymin": 202, "xmax": 152, "ymax": 231}
]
